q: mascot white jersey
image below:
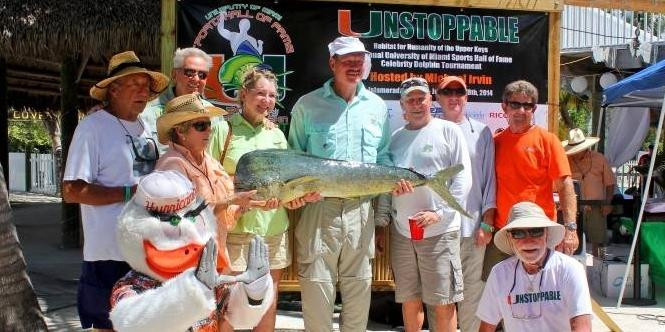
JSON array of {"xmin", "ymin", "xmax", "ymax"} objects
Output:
[{"xmin": 110, "ymin": 170, "xmax": 273, "ymax": 332}]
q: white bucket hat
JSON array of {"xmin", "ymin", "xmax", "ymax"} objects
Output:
[
  {"xmin": 494, "ymin": 201, "xmax": 565, "ymax": 255},
  {"xmin": 562, "ymin": 128, "xmax": 600, "ymax": 155},
  {"xmin": 328, "ymin": 36, "xmax": 371, "ymax": 80}
]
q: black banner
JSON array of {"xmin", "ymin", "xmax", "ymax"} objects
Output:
[{"xmin": 178, "ymin": 0, "xmax": 549, "ymax": 131}]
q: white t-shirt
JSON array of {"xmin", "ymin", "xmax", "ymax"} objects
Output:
[
  {"xmin": 476, "ymin": 251, "xmax": 592, "ymax": 332},
  {"xmin": 390, "ymin": 118, "xmax": 472, "ymax": 238},
  {"xmin": 63, "ymin": 110, "xmax": 156, "ymax": 261}
]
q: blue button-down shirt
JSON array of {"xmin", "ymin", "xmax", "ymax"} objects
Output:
[{"xmin": 288, "ymin": 79, "xmax": 392, "ymax": 166}]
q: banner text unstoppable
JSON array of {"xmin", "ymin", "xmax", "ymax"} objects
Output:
[{"xmin": 339, "ymin": 10, "xmax": 519, "ymax": 43}]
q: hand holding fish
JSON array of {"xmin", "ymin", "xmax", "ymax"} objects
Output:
[
  {"xmin": 250, "ymin": 197, "xmax": 280, "ymax": 211},
  {"xmin": 284, "ymin": 192, "xmax": 322, "ymax": 210},
  {"xmin": 392, "ymin": 179, "xmax": 414, "ymax": 196}
]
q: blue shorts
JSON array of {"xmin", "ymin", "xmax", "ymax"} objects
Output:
[{"xmin": 77, "ymin": 260, "xmax": 131, "ymax": 329}]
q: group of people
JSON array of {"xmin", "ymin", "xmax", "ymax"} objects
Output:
[{"xmin": 62, "ymin": 35, "xmax": 597, "ymax": 332}]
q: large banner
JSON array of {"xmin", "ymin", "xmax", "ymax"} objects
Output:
[{"xmin": 178, "ymin": 0, "xmax": 549, "ymax": 132}]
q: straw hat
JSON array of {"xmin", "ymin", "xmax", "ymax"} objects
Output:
[
  {"xmin": 90, "ymin": 51, "xmax": 170, "ymax": 101},
  {"xmin": 156, "ymin": 93, "xmax": 227, "ymax": 144},
  {"xmin": 561, "ymin": 128, "xmax": 600, "ymax": 155},
  {"xmin": 494, "ymin": 202, "xmax": 565, "ymax": 255}
]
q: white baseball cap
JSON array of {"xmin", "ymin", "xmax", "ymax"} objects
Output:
[{"xmin": 328, "ymin": 36, "xmax": 369, "ymax": 57}]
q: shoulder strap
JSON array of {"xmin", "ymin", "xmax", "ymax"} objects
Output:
[{"xmin": 220, "ymin": 120, "xmax": 232, "ymax": 163}]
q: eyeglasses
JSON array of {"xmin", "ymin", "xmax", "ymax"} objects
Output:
[
  {"xmin": 190, "ymin": 121, "xmax": 211, "ymax": 132},
  {"xmin": 126, "ymin": 135, "xmax": 159, "ymax": 162},
  {"xmin": 506, "ymin": 101, "xmax": 536, "ymax": 111},
  {"xmin": 508, "ymin": 259, "xmax": 543, "ymax": 320},
  {"xmin": 438, "ymin": 87, "xmax": 467, "ymax": 97},
  {"xmin": 508, "ymin": 228, "xmax": 545, "ymax": 239},
  {"xmin": 150, "ymin": 201, "xmax": 208, "ymax": 226},
  {"xmin": 180, "ymin": 68, "xmax": 208, "ymax": 80}
]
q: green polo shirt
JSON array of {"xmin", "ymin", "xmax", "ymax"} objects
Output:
[{"xmin": 208, "ymin": 112, "xmax": 289, "ymax": 236}]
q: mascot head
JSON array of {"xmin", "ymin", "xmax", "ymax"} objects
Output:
[{"xmin": 117, "ymin": 170, "xmax": 224, "ymax": 282}]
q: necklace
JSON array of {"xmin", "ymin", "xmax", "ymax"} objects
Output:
[
  {"xmin": 525, "ymin": 270, "xmax": 541, "ymax": 292},
  {"xmin": 114, "ymin": 114, "xmax": 145, "ymax": 136},
  {"xmin": 182, "ymin": 151, "xmax": 215, "ymax": 195},
  {"xmin": 571, "ymin": 150, "xmax": 592, "ymax": 181}
]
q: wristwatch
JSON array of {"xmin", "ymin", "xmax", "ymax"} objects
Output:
[{"xmin": 564, "ymin": 222, "xmax": 577, "ymax": 231}]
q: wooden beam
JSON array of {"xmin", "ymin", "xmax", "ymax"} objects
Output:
[
  {"xmin": 75, "ymin": 53, "xmax": 91, "ymax": 84},
  {"xmin": 564, "ymin": 0, "xmax": 665, "ymax": 12},
  {"xmin": 8, "ymin": 86, "xmax": 89, "ymax": 99},
  {"xmin": 0, "ymin": 58, "xmax": 8, "ymax": 187},
  {"xmin": 161, "ymin": 0, "xmax": 177, "ymax": 76},
  {"xmin": 7, "ymin": 69, "xmax": 60, "ymax": 83},
  {"xmin": 60, "ymin": 56, "xmax": 81, "ymax": 249},
  {"xmin": 548, "ymin": 11, "xmax": 561, "ymax": 134},
  {"xmin": 312, "ymin": 0, "xmax": 563, "ymax": 12}
]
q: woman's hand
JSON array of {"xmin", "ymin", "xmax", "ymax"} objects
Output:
[{"xmin": 230, "ymin": 190, "xmax": 257, "ymax": 208}]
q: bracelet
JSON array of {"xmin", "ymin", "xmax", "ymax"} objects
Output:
[
  {"xmin": 123, "ymin": 186, "xmax": 132, "ymax": 202},
  {"xmin": 480, "ymin": 222, "xmax": 495, "ymax": 233}
]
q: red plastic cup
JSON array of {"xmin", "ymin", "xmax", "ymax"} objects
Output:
[{"xmin": 409, "ymin": 217, "xmax": 424, "ymax": 240}]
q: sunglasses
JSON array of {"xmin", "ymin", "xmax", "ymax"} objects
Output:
[
  {"xmin": 506, "ymin": 101, "xmax": 536, "ymax": 111},
  {"xmin": 190, "ymin": 121, "xmax": 211, "ymax": 132},
  {"xmin": 508, "ymin": 228, "xmax": 545, "ymax": 239},
  {"xmin": 438, "ymin": 87, "xmax": 467, "ymax": 97},
  {"xmin": 181, "ymin": 68, "xmax": 208, "ymax": 80},
  {"xmin": 400, "ymin": 78, "xmax": 429, "ymax": 90},
  {"xmin": 126, "ymin": 135, "xmax": 159, "ymax": 162}
]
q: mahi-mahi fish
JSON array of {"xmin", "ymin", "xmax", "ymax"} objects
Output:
[{"xmin": 234, "ymin": 149, "xmax": 470, "ymax": 218}]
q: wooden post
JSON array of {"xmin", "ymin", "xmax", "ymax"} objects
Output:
[
  {"xmin": 0, "ymin": 58, "xmax": 8, "ymax": 187},
  {"xmin": 60, "ymin": 56, "xmax": 80, "ymax": 248},
  {"xmin": 161, "ymin": 0, "xmax": 177, "ymax": 75},
  {"xmin": 548, "ymin": 11, "xmax": 561, "ymax": 134}
]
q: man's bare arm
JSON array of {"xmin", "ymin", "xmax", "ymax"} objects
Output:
[
  {"xmin": 479, "ymin": 321, "xmax": 497, "ymax": 332},
  {"xmin": 555, "ymin": 175, "xmax": 577, "ymax": 221},
  {"xmin": 555, "ymin": 175, "xmax": 579, "ymax": 255},
  {"xmin": 570, "ymin": 314, "xmax": 592, "ymax": 332},
  {"xmin": 62, "ymin": 180, "xmax": 133, "ymax": 205}
]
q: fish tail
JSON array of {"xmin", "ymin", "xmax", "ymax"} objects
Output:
[{"xmin": 426, "ymin": 164, "xmax": 472, "ymax": 218}]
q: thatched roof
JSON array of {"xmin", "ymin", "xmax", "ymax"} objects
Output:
[
  {"xmin": 0, "ymin": 0, "xmax": 162, "ymax": 111},
  {"xmin": 0, "ymin": 0, "xmax": 160, "ymax": 60}
]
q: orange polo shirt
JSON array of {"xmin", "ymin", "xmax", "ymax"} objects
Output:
[{"xmin": 494, "ymin": 126, "xmax": 571, "ymax": 228}]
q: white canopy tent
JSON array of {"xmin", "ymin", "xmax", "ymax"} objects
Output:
[{"xmin": 602, "ymin": 58, "xmax": 665, "ymax": 307}]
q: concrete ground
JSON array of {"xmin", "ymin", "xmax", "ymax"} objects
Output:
[{"xmin": 9, "ymin": 191, "xmax": 665, "ymax": 331}]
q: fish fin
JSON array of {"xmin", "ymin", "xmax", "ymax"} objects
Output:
[
  {"xmin": 426, "ymin": 164, "xmax": 472, "ymax": 218},
  {"xmin": 280, "ymin": 176, "xmax": 320, "ymax": 202}
]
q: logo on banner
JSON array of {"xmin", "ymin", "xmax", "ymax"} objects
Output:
[{"xmin": 192, "ymin": 4, "xmax": 294, "ymax": 115}]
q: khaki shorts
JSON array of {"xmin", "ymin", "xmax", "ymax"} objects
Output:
[
  {"xmin": 584, "ymin": 206, "xmax": 607, "ymax": 245},
  {"xmin": 390, "ymin": 227, "xmax": 464, "ymax": 306},
  {"xmin": 227, "ymin": 231, "xmax": 291, "ymax": 272}
]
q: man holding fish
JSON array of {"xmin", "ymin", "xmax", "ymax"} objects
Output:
[
  {"xmin": 389, "ymin": 77, "xmax": 472, "ymax": 332},
  {"xmin": 288, "ymin": 36, "xmax": 393, "ymax": 332}
]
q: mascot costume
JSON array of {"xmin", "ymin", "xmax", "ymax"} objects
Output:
[{"xmin": 109, "ymin": 170, "xmax": 273, "ymax": 331}]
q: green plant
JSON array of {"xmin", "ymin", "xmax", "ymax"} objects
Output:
[{"xmin": 8, "ymin": 120, "xmax": 51, "ymax": 153}]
